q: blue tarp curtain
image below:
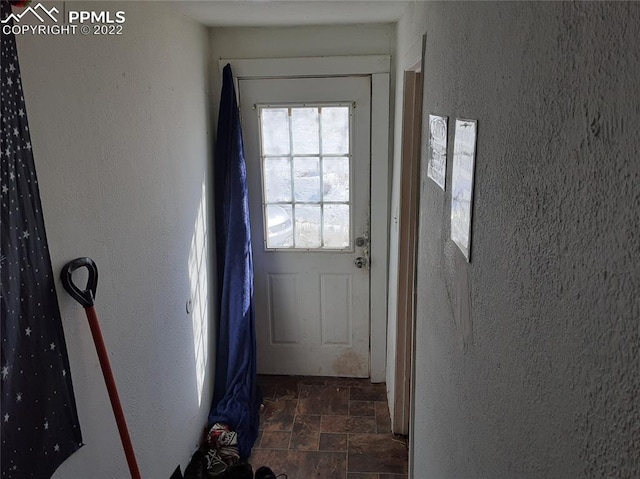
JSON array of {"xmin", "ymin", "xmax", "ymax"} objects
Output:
[
  {"xmin": 1, "ymin": 2, "xmax": 83, "ymax": 477},
  {"xmin": 208, "ymin": 64, "xmax": 260, "ymax": 459}
]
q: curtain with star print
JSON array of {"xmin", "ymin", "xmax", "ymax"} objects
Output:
[{"xmin": 1, "ymin": 2, "xmax": 82, "ymax": 477}]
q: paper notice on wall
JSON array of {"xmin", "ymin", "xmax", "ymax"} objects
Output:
[
  {"xmin": 450, "ymin": 119, "xmax": 477, "ymax": 262},
  {"xmin": 426, "ymin": 114, "xmax": 448, "ymax": 190}
]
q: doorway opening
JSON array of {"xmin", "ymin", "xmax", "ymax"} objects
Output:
[{"xmin": 225, "ymin": 56, "xmax": 391, "ymax": 382}]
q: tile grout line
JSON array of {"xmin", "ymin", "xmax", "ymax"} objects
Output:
[
  {"xmin": 346, "ymin": 432, "xmax": 351, "ymax": 477},
  {"xmin": 287, "ymin": 388, "xmax": 298, "ymax": 451}
]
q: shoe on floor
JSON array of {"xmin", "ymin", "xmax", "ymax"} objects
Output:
[
  {"xmin": 205, "ymin": 449, "xmax": 228, "ymax": 478},
  {"xmin": 254, "ymin": 466, "xmax": 276, "ymax": 479},
  {"xmin": 184, "ymin": 450, "xmax": 206, "ymax": 479},
  {"xmin": 224, "ymin": 463, "xmax": 253, "ymax": 479}
]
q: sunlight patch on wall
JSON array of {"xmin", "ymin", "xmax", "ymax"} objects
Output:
[{"xmin": 188, "ymin": 181, "xmax": 209, "ymax": 406}]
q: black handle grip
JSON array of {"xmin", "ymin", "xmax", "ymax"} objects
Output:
[{"xmin": 61, "ymin": 257, "xmax": 98, "ymax": 308}]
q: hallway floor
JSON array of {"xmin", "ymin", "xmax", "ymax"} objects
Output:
[{"xmin": 250, "ymin": 375, "xmax": 408, "ymax": 479}]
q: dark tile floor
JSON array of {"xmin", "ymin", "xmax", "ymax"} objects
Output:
[{"xmin": 250, "ymin": 375, "xmax": 408, "ymax": 479}]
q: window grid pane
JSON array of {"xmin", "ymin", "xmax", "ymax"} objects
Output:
[
  {"xmin": 260, "ymin": 105, "xmax": 351, "ymax": 250},
  {"xmin": 264, "ymin": 157, "xmax": 292, "ymax": 202}
]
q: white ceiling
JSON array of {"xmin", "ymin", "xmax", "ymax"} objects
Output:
[{"xmin": 167, "ymin": 0, "xmax": 409, "ymax": 27}]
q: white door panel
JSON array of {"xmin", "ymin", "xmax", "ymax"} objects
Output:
[{"xmin": 240, "ymin": 76, "xmax": 371, "ymax": 377}]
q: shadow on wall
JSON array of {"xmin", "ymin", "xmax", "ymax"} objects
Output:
[{"xmin": 188, "ymin": 181, "xmax": 210, "ymax": 407}]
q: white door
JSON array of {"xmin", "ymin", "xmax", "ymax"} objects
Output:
[{"xmin": 239, "ymin": 76, "xmax": 371, "ymax": 377}]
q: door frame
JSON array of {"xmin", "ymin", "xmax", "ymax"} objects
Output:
[
  {"xmin": 408, "ymin": 35, "xmax": 427, "ymax": 479},
  {"xmin": 392, "ymin": 68, "xmax": 423, "ymax": 434},
  {"xmin": 219, "ymin": 55, "xmax": 391, "ymax": 382}
]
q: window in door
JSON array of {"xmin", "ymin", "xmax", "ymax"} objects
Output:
[{"xmin": 258, "ymin": 104, "xmax": 352, "ymax": 250}]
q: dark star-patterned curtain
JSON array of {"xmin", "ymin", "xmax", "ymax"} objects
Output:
[{"xmin": 1, "ymin": 2, "xmax": 82, "ymax": 477}]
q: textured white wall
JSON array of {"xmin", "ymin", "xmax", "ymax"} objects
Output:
[
  {"xmin": 404, "ymin": 1, "xmax": 640, "ymax": 477},
  {"xmin": 15, "ymin": 2, "xmax": 213, "ymax": 477}
]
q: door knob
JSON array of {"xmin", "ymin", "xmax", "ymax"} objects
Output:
[{"xmin": 354, "ymin": 257, "xmax": 367, "ymax": 269}]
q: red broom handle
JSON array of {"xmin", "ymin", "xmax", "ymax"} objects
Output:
[{"xmin": 85, "ymin": 306, "xmax": 141, "ymax": 479}]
